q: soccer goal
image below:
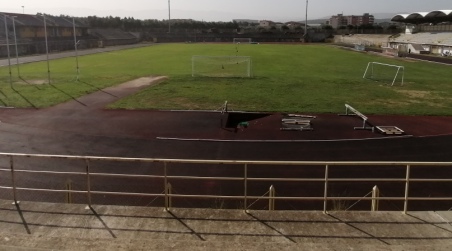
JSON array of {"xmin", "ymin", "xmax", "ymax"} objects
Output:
[
  {"xmin": 192, "ymin": 56, "xmax": 252, "ymax": 78},
  {"xmin": 233, "ymin": 38, "xmax": 252, "ymax": 44},
  {"xmin": 363, "ymin": 62, "xmax": 404, "ymax": 86}
]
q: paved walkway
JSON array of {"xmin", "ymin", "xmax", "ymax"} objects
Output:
[{"xmin": 0, "ymin": 200, "xmax": 451, "ymax": 250}]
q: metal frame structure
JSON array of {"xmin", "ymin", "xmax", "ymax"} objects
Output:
[
  {"xmin": 191, "ymin": 55, "xmax": 252, "ymax": 78},
  {"xmin": 232, "ymin": 38, "xmax": 252, "ymax": 44},
  {"xmin": 340, "ymin": 104, "xmax": 374, "ymax": 131},
  {"xmin": 363, "ymin": 62, "xmax": 405, "ymax": 86},
  {"xmin": 1, "ymin": 152, "xmax": 451, "ymax": 214}
]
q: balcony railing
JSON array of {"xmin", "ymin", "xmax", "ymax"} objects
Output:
[{"xmin": 0, "ymin": 152, "xmax": 451, "ymax": 213}]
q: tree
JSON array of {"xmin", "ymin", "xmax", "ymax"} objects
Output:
[{"xmin": 281, "ymin": 25, "xmax": 289, "ymax": 31}]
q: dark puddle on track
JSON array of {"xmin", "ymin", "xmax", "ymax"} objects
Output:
[{"xmin": 225, "ymin": 112, "xmax": 271, "ymax": 128}]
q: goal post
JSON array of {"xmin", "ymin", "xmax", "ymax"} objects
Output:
[
  {"xmin": 233, "ymin": 38, "xmax": 252, "ymax": 44},
  {"xmin": 363, "ymin": 62, "xmax": 404, "ymax": 86},
  {"xmin": 192, "ymin": 56, "xmax": 252, "ymax": 78}
]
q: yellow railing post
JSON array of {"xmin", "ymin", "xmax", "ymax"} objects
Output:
[
  {"xmin": 404, "ymin": 165, "xmax": 411, "ymax": 214},
  {"xmin": 10, "ymin": 156, "xmax": 18, "ymax": 204},
  {"xmin": 165, "ymin": 182, "xmax": 172, "ymax": 210},
  {"xmin": 85, "ymin": 159, "xmax": 92, "ymax": 207},
  {"xmin": 66, "ymin": 179, "xmax": 73, "ymax": 204},
  {"xmin": 371, "ymin": 185, "xmax": 379, "ymax": 211},
  {"xmin": 244, "ymin": 163, "xmax": 248, "ymax": 211},
  {"xmin": 323, "ymin": 165, "xmax": 329, "ymax": 214},
  {"xmin": 164, "ymin": 162, "xmax": 169, "ymax": 211},
  {"xmin": 269, "ymin": 185, "xmax": 275, "ymax": 211}
]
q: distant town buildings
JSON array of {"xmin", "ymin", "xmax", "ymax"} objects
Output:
[
  {"xmin": 259, "ymin": 20, "xmax": 275, "ymax": 28},
  {"xmin": 170, "ymin": 19, "xmax": 194, "ymax": 23},
  {"xmin": 327, "ymin": 13, "xmax": 375, "ymax": 28},
  {"xmin": 285, "ymin": 21, "xmax": 303, "ymax": 29},
  {"xmin": 233, "ymin": 19, "xmax": 259, "ymax": 24}
]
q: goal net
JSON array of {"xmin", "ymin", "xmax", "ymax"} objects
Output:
[
  {"xmin": 363, "ymin": 62, "xmax": 404, "ymax": 86},
  {"xmin": 192, "ymin": 56, "xmax": 252, "ymax": 78},
  {"xmin": 233, "ymin": 38, "xmax": 252, "ymax": 44}
]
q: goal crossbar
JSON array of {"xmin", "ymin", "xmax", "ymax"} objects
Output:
[
  {"xmin": 233, "ymin": 38, "xmax": 252, "ymax": 44},
  {"xmin": 192, "ymin": 55, "xmax": 252, "ymax": 78},
  {"xmin": 363, "ymin": 62, "xmax": 404, "ymax": 86}
]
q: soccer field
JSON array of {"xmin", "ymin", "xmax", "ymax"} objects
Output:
[{"xmin": 1, "ymin": 43, "xmax": 451, "ymax": 115}]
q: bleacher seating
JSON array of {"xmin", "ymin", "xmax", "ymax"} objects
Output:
[
  {"xmin": 393, "ymin": 32, "xmax": 452, "ymax": 46},
  {"xmin": 90, "ymin": 29, "xmax": 138, "ymax": 40},
  {"xmin": 335, "ymin": 34, "xmax": 392, "ymax": 47},
  {"xmin": 89, "ymin": 29, "xmax": 139, "ymax": 46}
]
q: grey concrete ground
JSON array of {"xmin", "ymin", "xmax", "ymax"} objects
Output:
[{"xmin": 0, "ymin": 200, "xmax": 451, "ymax": 250}]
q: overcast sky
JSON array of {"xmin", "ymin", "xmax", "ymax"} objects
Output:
[{"xmin": 2, "ymin": 0, "xmax": 451, "ymax": 21}]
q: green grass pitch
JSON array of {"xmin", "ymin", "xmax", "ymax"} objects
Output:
[{"xmin": 0, "ymin": 43, "xmax": 451, "ymax": 115}]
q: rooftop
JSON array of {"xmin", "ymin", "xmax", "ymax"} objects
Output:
[{"xmin": 392, "ymin": 10, "xmax": 452, "ymax": 24}]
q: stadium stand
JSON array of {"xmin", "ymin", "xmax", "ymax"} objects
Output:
[
  {"xmin": 89, "ymin": 29, "xmax": 139, "ymax": 47},
  {"xmin": 392, "ymin": 32, "xmax": 452, "ymax": 45},
  {"xmin": 389, "ymin": 10, "xmax": 452, "ymax": 56},
  {"xmin": 88, "ymin": 29, "xmax": 139, "ymax": 46},
  {"xmin": 0, "ymin": 12, "xmax": 99, "ymax": 57},
  {"xmin": 336, "ymin": 10, "xmax": 452, "ymax": 58},
  {"xmin": 0, "ymin": 12, "xmax": 140, "ymax": 57},
  {"xmin": 334, "ymin": 34, "xmax": 392, "ymax": 47}
]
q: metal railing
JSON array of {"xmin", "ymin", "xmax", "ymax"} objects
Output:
[{"xmin": 0, "ymin": 152, "xmax": 452, "ymax": 213}]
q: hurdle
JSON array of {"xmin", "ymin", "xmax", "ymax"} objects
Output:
[
  {"xmin": 376, "ymin": 126, "xmax": 405, "ymax": 135},
  {"xmin": 218, "ymin": 101, "xmax": 229, "ymax": 129},
  {"xmin": 285, "ymin": 114, "xmax": 316, "ymax": 119},
  {"xmin": 280, "ymin": 114, "xmax": 315, "ymax": 131},
  {"xmin": 217, "ymin": 101, "xmax": 229, "ymax": 114},
  {"xmin": 339, "ymin": 104, "xmax": 374, "ymax": 131}
]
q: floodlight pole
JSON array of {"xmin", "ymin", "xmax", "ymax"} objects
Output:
[
  {"xmin": 12, "ymin": 16, "xmax": 20, "ymax": 78},
  {"xmin": 304, "ymin": 0, "xmax": 308, "ymax": 39},
  {"xmin": 73, "ymin": 17, "xmax": 80, "ymax": 81},
  {"xmin": 43, "ymin": 14, "xmax": 51, "ymax": 84},
  {"xmin": 21, "ymin": 6, "xmax": 24, "ymax": 14},
  {"xmin": 4, "ymin": 15, "xmax": 12, "ymax": 86},
  {"xmin": 168, "ymin": 0, "xmax": 171, "ymax": 33}
]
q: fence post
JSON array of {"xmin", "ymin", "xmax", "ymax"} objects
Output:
[
  {"xmin": 165, "ymin": 182, "xmax": 172, "ymax": 210},
  {"xmin": 403, "ymin": 165, "xmax": 411, "ymax": 214},
  {"xmin": 10, "ymin": 156, "xmax": 18, "ymax": 204},
  {"xmin": 269, "ymin": 185, "xmax": 275, "ymax": 211},
  {"xmin": 85, "ymin": 159, "xmax": 92, "ymax": 207},
  {"xmin": 323, "ymin": 165, "xmax": 329, "ymax": 214},
  {"xmin": 66, "ymin": 179, "xmax": 73, "ymax": 204},
  {"xmin": 244, "ymin": 163, "xmax": 248, "ymax": 211},
  {"xmin": 371, "ymin": 185, "xmax": 379, "ymax": 211}
]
